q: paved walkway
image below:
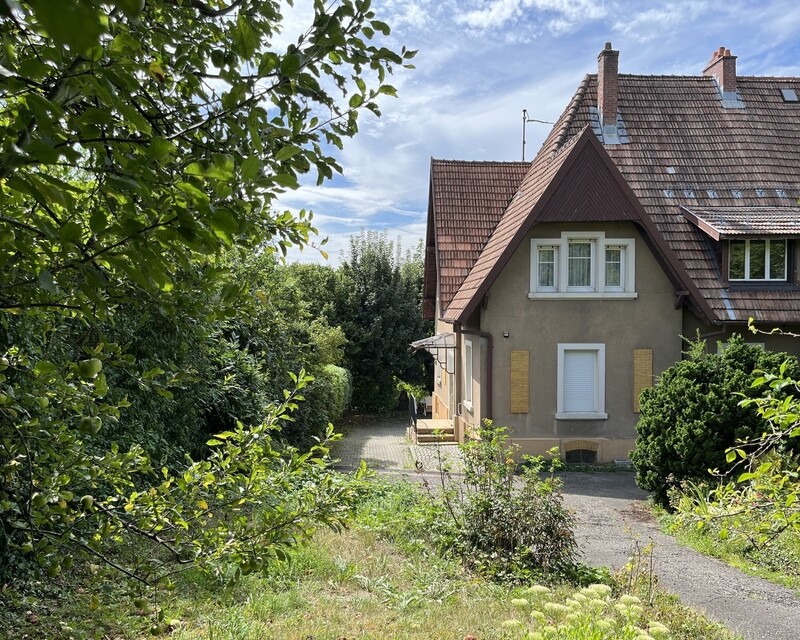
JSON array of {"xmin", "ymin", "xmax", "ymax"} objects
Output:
[
  {"xmin": 332, "ymin": 417, "xmax": 800, "ymax": 640},
  {"xmin": 333, "ymin": 414, "xmax": 463, "ymax": 473}
]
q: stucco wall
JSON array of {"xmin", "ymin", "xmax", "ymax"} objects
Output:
[{"xmin": 478, "ymin": 221, "xmax": 683, "ymax": 456}]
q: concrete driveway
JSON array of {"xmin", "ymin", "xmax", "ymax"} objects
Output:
[{"xmin": 332, "ymin": 417, "xmax": 800, "ymax": 640}]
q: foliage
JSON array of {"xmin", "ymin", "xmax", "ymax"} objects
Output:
[
  {"xmin": 0, "ymin": 0, "xmax": 413, "ymax": 597},
  {"xmin": 631, "ymin": 335, "xmax": 798, "ymax": 505},
  {"xmin": 0, "ymin": 364, "xmax": 368, "ymax": 591},
  {"xmin": 0, "ymin": 478, "xmax": 736, "ymax": 640},
  {"xmin": 669, "ymin": 353, "xmax": 800, "ymax": 567},
  {"xmin": 357, "ymin": 424, "xmax": 579, "ymax": 585},
  {"xmin": 331, "ymin": 230, "xmax": 433, "ymax": 412},
  {"xmin": 662, "ymin": 481, "xmax": 800, "ymax": 592},
  {"xmin": 0, "ymin": 0, "xmax": 415, "ymax": 313},
  {"xmin": 442, "ymin": 423, "xmax": 577, "ymax": 584},
  {"xmin": 498, "ymin": 584, "xmax": 675, "ymax": 639},
  {"xmin": 321, "ymin": 364, "xmax": 352, "ymax": 423}
]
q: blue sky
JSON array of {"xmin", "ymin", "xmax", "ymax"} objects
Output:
[{"xmin": 279, "ymin": 0, "xmax": 800, "ymax": 264}]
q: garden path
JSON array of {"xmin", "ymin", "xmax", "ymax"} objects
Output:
[{"xmin": 332, "ymin": 416, "xmax": 800, "ymax": 640}]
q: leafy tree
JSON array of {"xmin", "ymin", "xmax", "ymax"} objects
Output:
[
  {"xmin": 631, "ymin": 335, "xmax": 798, "ymax": 506},
  {"xmin": 331, "ymin": 230, "xmax": 432, "ymax": 412},
  {"xmin": 0, "ymin": 0, "xmax": 412, "ymax": 593}
]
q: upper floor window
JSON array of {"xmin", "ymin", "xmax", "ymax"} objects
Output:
[
  {"xmin": 729, "ymin": 239, "xmax": 786, "ymax": 281},
  {"xmin": 530, "ymin": 232, "xmax": 636, "ymax": 299}
]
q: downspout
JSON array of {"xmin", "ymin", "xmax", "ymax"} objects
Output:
[{"xmin": 454, "ymin": 324, "xmax": 494, "ymax": 420}]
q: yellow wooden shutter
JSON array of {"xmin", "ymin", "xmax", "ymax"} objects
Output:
[
  {"xmin": 510, "ymin": 350, "xmax": 529, "ymax": 414},
  {"xmin": 633, "ymin": 348, "xmax": 653, "ymax": 413}
]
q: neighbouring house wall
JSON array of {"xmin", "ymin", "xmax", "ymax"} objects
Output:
[{"xmin": 479, "ymin": 221, "xmax": 682, "ymax": 462}]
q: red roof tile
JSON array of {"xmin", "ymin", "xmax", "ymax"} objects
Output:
[{"xmin": 428, "ymin": 160, "xmax": 529, "ymax": 314}]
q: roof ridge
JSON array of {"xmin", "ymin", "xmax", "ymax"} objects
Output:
[
  {"xmin": 551, "ymin": 74, "xmax": 590, "ymax": 153},
  {"xmin": 431, "ymin": 158, "xmax": 530, "ymax": 166}
]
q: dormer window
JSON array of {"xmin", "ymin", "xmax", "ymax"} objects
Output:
[{"xmin": 729, "ymin": 239, "xmax": 787, "ymax": 281}]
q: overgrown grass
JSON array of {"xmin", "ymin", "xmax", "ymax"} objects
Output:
[{"xmin": 2, "ymin": 480, "xmax": 737, "ymax": 639}]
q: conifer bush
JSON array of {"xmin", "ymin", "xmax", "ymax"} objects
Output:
[{"xmin": 631, "ymin": 335, "xmax": 798, "ymax": 505}]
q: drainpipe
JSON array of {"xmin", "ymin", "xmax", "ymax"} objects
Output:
[{"xmin": 454, "ymin": 324, "xmax": 493, "ymax": 420}]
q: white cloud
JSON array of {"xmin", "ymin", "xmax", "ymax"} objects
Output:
[
  {"xmin": 612, "ymin": 2, "xmax": 709, "ymax": 42},
  {"xmin": 457, "ymin": 0, "xmax": 608, "ymax": 32}
]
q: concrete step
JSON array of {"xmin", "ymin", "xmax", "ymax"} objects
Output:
[
  {"xmin": 416, "ymin": 425, "xmax": 455, "ymax": 435},
  {"xmin": 416, "ymin": 432, "xmax": 457, "ymax": 444}
]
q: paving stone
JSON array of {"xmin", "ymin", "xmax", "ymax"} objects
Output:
[{"xmin": 332, "ymin": 416, "xmax": 463, "ymax": 473}]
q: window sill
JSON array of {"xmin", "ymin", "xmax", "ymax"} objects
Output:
[
  {"xmin": 463, "ymin": 401, "xmax": 473, "ymax": 414},
  {"xmin": 529, "ymin": 292, "xmax": 638, "ymax": 300},
  {"xmin": 555, "ymin": 412, "xmax": 608, "ymax": 420}
]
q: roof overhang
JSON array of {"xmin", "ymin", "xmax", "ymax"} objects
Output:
[
  {"xmin": 682, "ymin": 205, "xmax": 800, "ymax": 240},
  {"xmin": 410, "ymin": 332, "xmax": 456, "ymax": 373}
]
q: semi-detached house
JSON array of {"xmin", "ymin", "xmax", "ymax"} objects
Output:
[{"xmin": 414, "ymin": 44, "xmax": 800, "ymax": 462}]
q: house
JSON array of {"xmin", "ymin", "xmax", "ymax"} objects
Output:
[{"xmin": 413, "ymin": 44, "xmax": 800, "ymax": 463}]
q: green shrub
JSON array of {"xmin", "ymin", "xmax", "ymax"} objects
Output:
[
  {"xmin": 631, "ymin": 335, "xmax": 798, "ymax": 505},
  {"xmin": 452, "ymin": 423, "xmax": 578, "ymax": 583},
  {"xmin": 323, "ymin": 365, "xmax": 352, "ymax": 423}
]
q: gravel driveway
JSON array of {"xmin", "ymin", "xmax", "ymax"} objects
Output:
[{"xmin": 333, "ymin": 419, "xmax": 800, "ymax": 640}]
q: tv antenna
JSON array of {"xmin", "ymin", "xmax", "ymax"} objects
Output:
[{"xmin": 522, "ymin": 109, "xmax": 554, "ymax": 161}]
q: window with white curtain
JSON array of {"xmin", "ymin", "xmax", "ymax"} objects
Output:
[
  {"xmin": 557, "ymin": 343, "xmax": 607, "ymax": 419},
  {"xmin": 530, "ymin": 232, "xmax": 636, "ymax": 298}
]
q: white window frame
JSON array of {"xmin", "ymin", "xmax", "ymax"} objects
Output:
[
  {"xmin": 536, "ymin": 245, "xmax": 559, "ymax": 292},
  {"xmin": 728, "ymin": 239, "xmax": 787, "ymax": 282},
  {"xmin": 530, "ymin": 231, "xmax": 636, "ymax": 299},
  {"xmin": 463, "ymin": 339, "xmax": 473, "ymax": 411},
  {"xmin": 556, "ymin": 343, "xmax": 607, "ymax": 420}
]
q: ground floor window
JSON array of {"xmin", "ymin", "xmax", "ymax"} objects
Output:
[{"xmin": 556, "ymin": 343, "xmax": 607, "ymax": 420}]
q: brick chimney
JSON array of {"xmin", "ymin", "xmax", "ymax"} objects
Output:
[
  {"xmin": 597, "ymin": 42, "xmax": 619, "ymax": 129},
  {"xmin": 704, "ymin": 46, "xmax": 737, "ymax": 93}
]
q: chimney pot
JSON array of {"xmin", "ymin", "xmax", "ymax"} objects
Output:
[{"xmin": 597, "ymin": 42, "xmax": 620, "ymax": 129}]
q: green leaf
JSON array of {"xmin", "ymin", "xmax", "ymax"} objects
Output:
[
  {"xmin": 234, "ymin": 15, "xmax": 258, "ymax": 58},
  {"xmin": 59, "ymin": 221, "xmax": 83, "ymax": 245},
  {"xmin": 29, "ymin": 0, "xmax": 104, "ymax": 52},
  {"xmin": 273, "ymin": 174, "xmax": 299, "ymax": 189},
  {"xmin": 280, "ymin": 53, "xmax": 302, "ymax": 77},
  {"xmin": 274, "ymin": 146, "xmax": 302, "ymax": 162},
  {"xmin": 37, "ymin": 269, "xmax": 58, "ymax": 294},
  {"xmin": 106, "ymin": 174, "xmax": 143, "ymax": 194},
  {"xmin": 240, "ymin": 156, "xmax": 260, "ymax": 181}
]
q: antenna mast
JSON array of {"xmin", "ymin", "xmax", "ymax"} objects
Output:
[{"xmin": 521, "ymin": 110, "xmax": 555, "ymax": 161}]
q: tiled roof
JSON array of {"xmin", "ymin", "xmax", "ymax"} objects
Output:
[
  {"xmin": 597, "ymin": 74, "xmax": 800, "ymax": 323},
  {"xmin": 436, "ymin": 67, "xmax": 800, "ymax": 325},
  {"xmin": 443, "ymin": 129, "xmax": 584, "ymax": 321},
  {"xmin": 682, "ymin": 206, "xmax": 800, "ymax": 239},
  {"xmin": 430, "ymin": 159, "xmax": 529, "ymax": 313}
]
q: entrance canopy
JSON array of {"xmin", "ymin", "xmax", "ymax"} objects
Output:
[{"xmin": 410, "ymin": 332, "xmax": 456, "ymax": 373}]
